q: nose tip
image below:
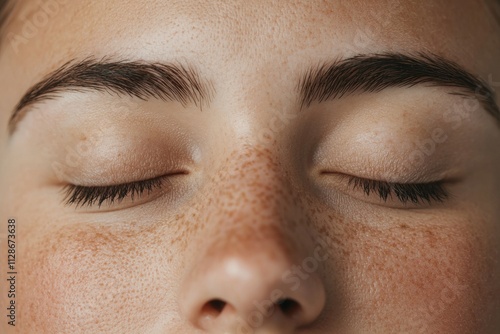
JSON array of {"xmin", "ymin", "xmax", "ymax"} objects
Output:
[{"xmin": 181, "ymin": 253, "xmax": 326, "ymax": 332}]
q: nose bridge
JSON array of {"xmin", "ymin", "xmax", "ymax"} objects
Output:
[
  {"xmin": 200, "ymin": 143, "xmax": 308, "ymax": 269},
  {"xmin": 203, "ymin": 145, "xmax": 306, "ymax": 258},
  {"xmin": 208, "ymin": 144, "xmax": 299, "ymax": 226}
]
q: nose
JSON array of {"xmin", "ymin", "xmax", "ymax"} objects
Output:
[
  {"xmin": 180, "ymin": 234, "xmax": 326, "ymax": 333},
  {"xmin": 179, "ymin": 146, "xmax": 327, "ymax": 332}
]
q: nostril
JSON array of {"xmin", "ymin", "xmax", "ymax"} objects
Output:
[
  {"xmin": 209, "ymin": 299, "xmax": 227, "ymax": 313},
  {"xmin": 200, "ymin": 299, "xmax": 227, "ymax": 318},
  {"xmin": 277, "ymin": 298, "xmax": 302, "ymax": 318}
]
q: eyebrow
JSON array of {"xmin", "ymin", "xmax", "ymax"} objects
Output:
[
  {"xmin": 0, "ymin": 0, "xmax": 12, "ymax": 42},
  {"xmin": 8, "ymin": 58, "xmax": 215, "ymax": 134},
  {"xmin": 486, "ymin": 0, "xmax": 500, "ymax": 26},
  {"xmin": 298, "ymin": 53, "xmax": 500, "ymax": 122},
  {"xmin": 8, "ymin": 53, "xmax": 499, "ymax": 136}
]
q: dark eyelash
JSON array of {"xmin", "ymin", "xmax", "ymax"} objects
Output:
[
  {"xmin": 63, "ymin": 176, "xmax": 165, "ymax": 208},
  {"xmin": 348, "ymin": 177, "xmax": 448, "ymax": 204}
]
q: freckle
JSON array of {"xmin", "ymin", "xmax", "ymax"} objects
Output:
[{"xmin": 400, "ymin": 223, "xmax": 409, "ymax": 229}]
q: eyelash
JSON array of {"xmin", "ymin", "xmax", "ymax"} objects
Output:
[
  {"xmin": 347, "ymin": 176, "xmax": 448, "ymax": 205},
  {"xmin": 63, "ymin": 176, "xmax": 165, "ymax": 208},
  {"xmin": 63, "ymin": 174, "xmax": 447, "ymax": 209}
]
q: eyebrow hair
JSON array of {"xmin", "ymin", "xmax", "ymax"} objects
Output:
[
  {"xmin": 0, "ymin": 0, "xmax": 12, "ymax": 41},
  {"xmin": 298, "ymin": 53, "xmax": 500, "ymax": 122},
  {"xmin": 8, "ymin": 58, "xmax": 215, "ymax": 134},
  {"xmin": 8, "ymin": 53, "xmax": 500, "ymax": 136},
  {"xmin": 488, "ymin": 0, "xmax": 500, "ymax": 26}
]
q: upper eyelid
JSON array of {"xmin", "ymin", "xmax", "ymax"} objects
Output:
[
  {"xmin": 346, "ymin": 176, "xmax": 449, "ymax": 204},
  {"xmin": 63, "ymin": 176, "xmax": 166, "ymax": 208},
  {"xmin": 66, "ymin": 174, "xmax": 166, "ymax": 189}
]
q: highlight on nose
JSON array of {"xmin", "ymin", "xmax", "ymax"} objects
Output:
[{"xmin": 180, "ymin": 251, "xmax": 326, "ymax": 332}]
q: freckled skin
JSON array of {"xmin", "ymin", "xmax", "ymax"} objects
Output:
[{"xmin": 1, "ymin": 0, "xmax": 500, "ymax": 333}]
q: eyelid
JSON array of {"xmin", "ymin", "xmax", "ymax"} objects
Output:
[
  {"xmin": 346, "ymin": 175, "xmax": 449, "ymax": 205},
  {"xmin": 62, "ymin": 175, "xmax": 169, "ymax": 209},
  {"xmin": 317, "ymin": 172, "xmax": 450, "ymax": 208}
]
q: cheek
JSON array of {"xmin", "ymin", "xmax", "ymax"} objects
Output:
[
  {"xmin": 19, "ymin": 223, "xmax": 183, "ymax": 333},
  {"xmin": 322, "ymin": 217, "xmax": 497, "ymax": 333}
]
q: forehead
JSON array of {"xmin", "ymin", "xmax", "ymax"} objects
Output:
[{"xmin": 0, "ymin": 0, "xmax": 499, "ymax": 83}]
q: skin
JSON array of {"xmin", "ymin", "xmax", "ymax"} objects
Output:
[{"xmin": 0, "ymin": 0, "xmax": 500, "ymax": 333}]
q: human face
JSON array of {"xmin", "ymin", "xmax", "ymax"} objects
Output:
[{"xmin": 0, "ymin": 0, "xmax": 499, "ymax": 333}]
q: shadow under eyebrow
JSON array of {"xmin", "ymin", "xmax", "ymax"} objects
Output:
[
  {"xmin": 298, "ymin": 52, "xmax": 500, "ymax": 123},
  {"xmin": 8, "ymin": 57, "xmax": 215, "ymax": 135}
]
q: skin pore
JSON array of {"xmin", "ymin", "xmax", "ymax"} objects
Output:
[{"xmin": 0, "ymin": 0, "xmax": 499, "ymax": 333}]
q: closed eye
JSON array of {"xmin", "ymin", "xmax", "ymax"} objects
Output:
[
  {"xmin": 62, "ymin": 175, "xmax": 168, "ymax": 208},
  {"xmin": 346, "ymin": 175, "xmax": 449, "ymax": 205}
]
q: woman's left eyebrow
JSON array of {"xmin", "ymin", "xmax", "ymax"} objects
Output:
[{"xmin": 8, "ymin": 58, "xmax": 215, "ymax": 135}]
